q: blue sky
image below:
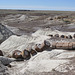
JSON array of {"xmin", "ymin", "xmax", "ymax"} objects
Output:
[{"xmin": 0, "ymin": 0, "xmax": 75, "ymax": 11}]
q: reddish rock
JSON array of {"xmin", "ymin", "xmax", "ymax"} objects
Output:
[{"xmin": 12, "ymin": 50, "xmax": 22, "ymax": 59}]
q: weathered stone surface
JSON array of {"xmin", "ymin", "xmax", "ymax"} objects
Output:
[
  {"xmin": 0, "ymin": 56, "xmax": 15, "ymax": 66},
  {"xmin": 0, "ymin": 23, "xmax": 14, "ymax": 44},
  {"xmin": 0, "ymin": 61, "xmax": 8, "ymax": 75}
]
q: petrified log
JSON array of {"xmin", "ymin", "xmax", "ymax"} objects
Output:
[
  {"xmin": 65, "ymin": 36, "xmax": 68, "ymax": 39},
  {"xmin": 35, "ymin": 40, "xmax": 50, "ymax": 52},
  {"xmin": 26, "ymin": 44, "xmax": 37, "ymax": 56},
  {"xmin": 12, "ymin": 50, "xmax": 22, "ymax": 59},
  {"xmin": 30, "ymin": 49, "xmax": 37, "ymax": 56},
  {"xmin": 72, "ymin": 42, "xmax": 75, "ymax": 49},
  {"xmin": 60, "ymin": 35, "xmax": 65, "ymax": 38},
  {"xmin": 34, "ymin": 44, "xmax": 43, "ymax": 52},
  {"xmin": 73, "ymin": 34, "xmax": 75, "ymax": 39},
  {"xmin": 54, "ymin": 34, "xmax": 59, "ymax": 37},
  {"xmin": 60, "ymin": 35, "xmax": 68, "ymax": 39},
  {"xmin": 44, "ymin": 40, "xmax": 50, "ymax": 48},
  {"xmin": 52, "ymin": 42, "xmax": 75, "ymax": 50},
  {"xmin": 52, "ymin": 42, "xmax": 56, "ymax": 49},
  {"xmin": 0, "ymin": 50, "xmax": 3, "ymax": 56},
  {"xmin": 68, "ymin": 42, "xmax": 73, "ymax": 49},
  {"xmin": 22, "ymin": 49, "xmax": 31, "ymax": 59},
  {"xmin": 68, "ymin": 35, "xmax": 72, "ymax": 39},
  {"xmin": 56, "ymin": 42, "xmax": 63, "ymax": 49},
  {"xmin": 47, "ymin": 34, "xmax": 53, "ymax": 37}
]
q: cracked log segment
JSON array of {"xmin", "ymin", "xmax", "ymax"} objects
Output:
[
  {"xmin": 12, "ymin": 50, "xmax": 23, "ymax": 59},
  {"xmin": 33, "ymin": 40, "xmax": 50, "ymax": 52},
  {"xmin": 0, "ymin": 23, "xmax": 14, "ymax": 43},
  {"xmin": 52, "ymin": 42, "xmax": 75, "ymax": 50}
]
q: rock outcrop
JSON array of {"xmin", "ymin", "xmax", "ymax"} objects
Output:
[{"xmin": 0, "ymin": 23, "xmax": 14, "ymax": 43}]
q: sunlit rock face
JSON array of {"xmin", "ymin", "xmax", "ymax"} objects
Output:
[{"xmin": 0, "ymin": 23, "xmax": 14, "ymax": 43}]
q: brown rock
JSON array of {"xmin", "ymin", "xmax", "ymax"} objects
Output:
[
  {"xmin": 35, "ymin": 44, "xmax": 43, "ymax": 52},
  {"xmin": 22, "ymin": 49, "xmax": 31, "ymax": 59},
  {"xmin": 30, "ymin": 49, "xmax": 37, "ymax": 56},
  {"xmin": 65, "ymin": 36, "xmax": 68, "ymax": 39},
  {"xmin": 35, "ymin": 40, "xmax": 50, "ymax": 52},
  {"xmin": 54, "ymin": 34, "xmax": 59, "ymax": 37},
  {"xmin": 0, "ymin": 50, "xmax": 3, "ymax": 56},
  {"xmin": 68, "ymin": 35, "xmax": 72, "ymax": 39},
  {"xmin": 60, "ymin": 35, "xmax": 65, "ymax": 38},
  {"xmin": 12, "ymin": 50, "xmax": 22, "ymax": 59}
]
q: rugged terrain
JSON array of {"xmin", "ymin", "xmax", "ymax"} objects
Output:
[{"xmin": 0, "ymin": 10, "xmax": 75, "ymax": 75}]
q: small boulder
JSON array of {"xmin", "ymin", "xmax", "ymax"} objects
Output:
[
  {"xmin": 68, "ymin": 35, "xmax": 72, "ymax": 39},
  {"xmin": 22, "ymin": 50, "xmax": 31, "ymax": 60},
  {"xmin": 12, "ymin": 50, "xmax": 22, "ymax": 59},
  {"xmin": 30, "ymin": 49, "xmax": 37, "ymax": 56},
  {"xmin": 34, "ymin": 40, "xmax": 50, "ymax": 52},
  {"xmin": 60, "ymin": 35, "xmax": 65, "ymax": 38},
  {"xmin": 54, "ymin": 34, "xmax": 59, "ymax": 38},
  {"xmin": 0, "ymin": 56, "xmax": 15, "ymax": 66}
]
